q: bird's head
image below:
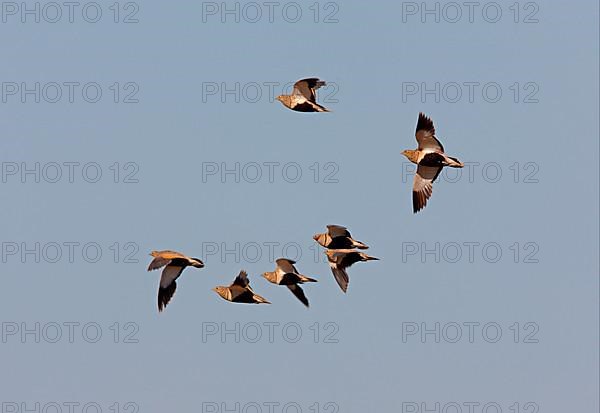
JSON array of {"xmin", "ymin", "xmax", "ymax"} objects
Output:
[
  {"xmin": 276, "ymin": 95, "xmax": 290, "ymax": 107},
  {"xmin": 262, "ymin": 271, "xmax": 276, "ymax": 283},
  {"xmin": 212, "ymin": 286, "xmax": 227, "ymax": 299},
  {"xmin": 313, "ymin": 233, "xmax": 327, "ymax": 246},
  {"xmin": 401, "ymin": 149, "xmax": 419, "ymax": 163},
  {"xmin": 150, "ymin": 250, "xmax": 160, "ymax": 257},
  {"xmin": 191, "ymin": 258, "xmax": 205, "ymax": 268}
]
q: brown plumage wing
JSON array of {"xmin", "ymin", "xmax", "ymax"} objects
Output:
[
  {"xmin": 156, "ymin": 250, "xmax": 188, "ymax": 260},
  {"xmin": 293, "ymin": 78, "xmax": 325, "ymax": 102},
  {"xmin": 148, "ymin": 256, "xmax": 171, "ymax": 271},
  {"xmin": 148, "ymin": 250, "xmax": 191, "ymax": 271},
  {"xmin": 276, "ymin": 258, "xmax": 298, "ymax": 275},
  {"xmin": 412, "ymin": 165, "xmax": 442, "ymax": 213},
  {"xmin": 327, "ymin": 224, "xmax": 351, "ymax": 238},
  {"xmin": 415, "ymin": 113, "xmax": 444, "ymax": 152},
  {"xmin": 232, "ymin": 270, "xmax": 249, "ymax": 288}
]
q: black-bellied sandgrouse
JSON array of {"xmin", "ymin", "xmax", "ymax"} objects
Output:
[
  {"xmin": 402, "ymin": 113, "xmax": 464, "ymax": 213},
  {"xmin": 276, "ymin": 78, "xmax": 330, "ymax": 112},
  {"xmin": 325, "ymin": 249, "xmax": 379, "ymax": 293},
  {"xmin": 147, "ymin": 250, "xmax": 204, "ymax": 312},
  {"xmin": 313, "ymin": 224, "xmax": 369, "ymax": 250},
  {"xmin": 213, "ymin": 270, "xmax": 271, "ymax": 304},
  {"xmin": 262, "ymin": 258, "xmax": 317, "ymax": 307}
]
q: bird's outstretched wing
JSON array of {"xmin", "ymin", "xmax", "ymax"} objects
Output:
[
  {"xmin": 412, "ymin": 165, "xmax": 442, "ymax": 213},
  {"xmin": 287, "ymin": 284, "xmax": 310, "ymax": 307},
  {"xmin": 232, "ymin": 270, "xmax": 249, "ymax": 287},
  {"xmin": 293, "ymin": 78, "xmax": 326, "ymax": 102},
  {"xmin": 276, "ymin": 258, "xmax": 298, "ymax": 275},
  {"xmin": 329, "ymin": 264, "xmax": 349, "ymax": 293},
  {"xmin": 327, "ymin": 224, "xmax": 351, "ymax": 238},
  {"xmin": 148, "ymin": 256, "xmax": 171, "ymax": 271},
  {"xmin": 415, "ymin": 113, "xmax": 444, "ymax": 152},
  {"xmin": 157, "ymin": 264, "xmax": 185, "ymax": 312},
  {"xmin": 158, "ymin": 280, "xmax": 177, "ymax": 312},
  {"xmin": 148, "ymin": 250, "xmax": 189, "ymax": 271}
]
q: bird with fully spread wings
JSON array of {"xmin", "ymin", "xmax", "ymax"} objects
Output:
[
  {"xmin": 276, "ymin": 78, "xmax": 330, "ymax": 112},
  {"xmin": 213, "ymin": 270, "xmax": 271, "ymax": 304},
  {"xmin": 147, "ymin": 250, "xmax": 204, "ymax": 312},
  {"xmin": 402, "ymin": 113, "xmax": 464, "ymax": 213},
  {"xmin": 262, "ymin": 258, "xmax": 317, "ymax": 307},
  {"xmin": 313, "ymin": 224, "xmax": 369, "ymax": 250},
  {"xmin": 325, "ymin": 249, "xmax": 379, "ymax": 293}
]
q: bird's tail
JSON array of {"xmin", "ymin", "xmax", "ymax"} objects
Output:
[
  {"xmin": 352, "ymin": 239, "xmax": 369, "ymax": 250},
  {"xmin": 447, "ymin": 157, "xmax": 464, "ymax": 168},
  {"xmin": 253, "ymin": 294, "xmax": 271, "ymax": 304},
  {"xmin": 315, "ymin": 103, "xmax": 331, "ymax": 112},
  {"xmin": 362, "ymin": 254, "xmax": 380, "ymax": 261},
  {"xmin": 299, "ymin": 275, "xmax": 318, "ymax": 283}
]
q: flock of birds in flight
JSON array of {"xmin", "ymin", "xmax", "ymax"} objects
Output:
[{"xmin": 150, "ymin": 77, "xmax": 464, "ymax": 312}]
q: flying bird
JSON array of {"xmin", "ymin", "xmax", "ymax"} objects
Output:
[
  {"xmin": 213, "ymin": 270, "xmax": 271, "ymax": 304},
  {"xmin": 313, "ymin": 224, "xmax": 369, "ymax": 250},
  {"xmin": 325, "ymin": 249, "xmax": 379, "ymax": 293},
  {"xmin": 276, "ymin": 78, "xmax": 330, "ymax": 112},
  {"xmin": 402, "ymin": 113, "xmax": 464, "ymax": 213},
  {"xmin": 262, "ymin": 258, "xmax": 318, "ymax": 307},
  {"xmin": 147, "ymin": 250, "xmax": 204, "ymax": 312}
]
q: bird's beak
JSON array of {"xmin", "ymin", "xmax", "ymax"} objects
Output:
[{"xmin": 211, "ymin": 287, "xmax": 218, "ymax": 292}]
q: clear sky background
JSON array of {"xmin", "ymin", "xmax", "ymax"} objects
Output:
[{"xmin": 1, "ymin": 0, "xmax": 598, "ymax": 412}]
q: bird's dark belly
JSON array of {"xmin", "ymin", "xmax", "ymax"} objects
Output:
[
  {"xmin": 292, "ymin": 102, "xmax": 318, "ymax": 112},
  {"xmin": 328, "ymin": 238, "xmax": 354, "ymax": 249},
  {"xmin": 419, "ymin": 152, "xmax": 445, "ymax": 167},
  {"xmin": 235, "ymin": 290, "xmax": 257, "ymax": 303},
  {"xmin": 280, "ymin": 273, "xmax": 301, "ymax": 285}
]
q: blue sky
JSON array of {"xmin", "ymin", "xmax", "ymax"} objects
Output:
[{"xmin": 1, "ymin": 1, "xmax": 598, "ymax": 412}]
